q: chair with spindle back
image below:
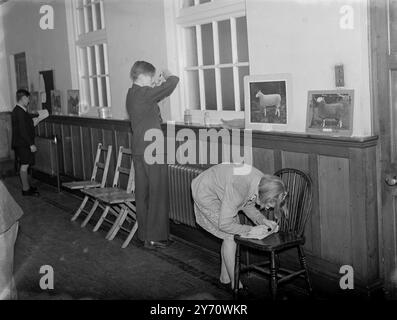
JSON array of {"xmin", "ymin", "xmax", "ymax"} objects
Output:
[
  {"xmin": 63, "ymin": 143, "xmax": 112, "ymax": 224},
  {"xmin": 82, "ymin": 146, "xmax": 137, "ymax": 248},
  {"xmin": 234, "ymin": 168, "xmax": 313, "ymax": 300}
]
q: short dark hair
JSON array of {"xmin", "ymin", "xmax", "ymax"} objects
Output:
[
  {"xmin": 16, "ymin": 89, "xmax": 30, "ymax": 102},
  {"xmin": 130, "ymin": 61, "xmax": 156, "ymax": 81}
]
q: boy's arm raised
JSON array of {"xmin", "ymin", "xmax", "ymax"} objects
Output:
[{"xmin": 149, "ymin": 70, "xmax": 179, "ymax": 102}]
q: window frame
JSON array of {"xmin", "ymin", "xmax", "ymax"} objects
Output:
[
  {"xmin": 175, "ymin": 0, "xmax": 249, "ymax": 118},
  {"xmin": 66, "ymin": 0, "xmax": 111, "ymax": 111}
]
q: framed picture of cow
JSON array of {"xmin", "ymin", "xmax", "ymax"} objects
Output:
[
  {"xmin": 306, "ymin": 89, "xmax": 354, "ymax": 136},
  {"xmin": 244, "ymin": 74, "xmax": 292, "ymax": 131}
]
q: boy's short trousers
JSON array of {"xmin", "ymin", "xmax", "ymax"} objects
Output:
[{"xmin": 14, "ymin": 147, "xmax": 35, "ymax": 165}]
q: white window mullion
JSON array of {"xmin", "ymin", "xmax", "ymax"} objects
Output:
[
  {"xmin": 99, "ymin": 0, "xmax": 105, "ymax": 29},
  {"xmin": 212, "ymin": 21, "xmax": 222, "ymax": 111},
  {"xmin": 78, "ymin": 47, "xmax": 89, "ymax": 108},
  {"xmin": 94, "ymin": 44, "xmax": 103, "ymax": 107},
  {"xmin": 230, "ymin": 17, "xmax": 240, "ymax": 112},
  {"xmin": 83, "ymin": 0, "xmax": 89, "ymax": 33},
  {"xmin": 103, "ymin": 43, "xmax": 111, "ymax": 107},
  {"xmin": 196, "ymin": 24, "xmax": 206, "ymax": 111},
  {"xmin": 92, "ymin": 3, "xmax": 98, "ymax": 31},
  {"xmin": 86, "ymin": 46, "xmax": 95, "ymax": 107}
]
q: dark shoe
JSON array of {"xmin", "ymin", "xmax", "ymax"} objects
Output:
[
  {"xmin": 30, "ymin": 186, "xmax": 38, "ymax": 192},
  {"xmin": 22, "ymin": 188, "xmax": 39, "ymax": 196},
  {"xmin": 133, "ymin": 239, "xmax": 145, "ymax": 247},
  {"xmin": 144, "ymin": 240, "xmax": 167, "ymax": 249}
]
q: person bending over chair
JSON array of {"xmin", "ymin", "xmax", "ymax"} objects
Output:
[{"xmin": 191, "ymin": 163, "xmax": 287, "ymax": 290}]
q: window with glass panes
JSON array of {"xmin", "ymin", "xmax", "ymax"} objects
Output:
[
  {"xmin": 75, "ymin": 0, "xmax": 111, "ymax": 109},
  {"xmin": 178, "ymin": 0, "xmax": 249, "ymax": 112}
]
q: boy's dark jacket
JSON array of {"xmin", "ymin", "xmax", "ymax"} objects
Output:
[
  {"xmin": 126, "ymin": 76, "xmax": 179, "ymax": 156},
  {"xmin": 11, "ymin": 105, "xmax": 36, "ymax": 149}
]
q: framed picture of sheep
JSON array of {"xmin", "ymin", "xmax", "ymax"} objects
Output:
[
  {"xmin": 306, "ymin": 90, "xmax": 354, "ymax": 136},
  {"xmin": 244, "ymin": 74, "xmax": 292, "ymax": 131}
]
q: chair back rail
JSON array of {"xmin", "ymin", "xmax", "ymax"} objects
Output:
[
  {"xmin": 112, "ymin": 146, "xmax": 135, "ymax": 193},
  {"xmin": 274, "ymin": 168, "xmax": 313, "ymax": 236},
  {"xmin": 90, "ymin": 143, "xmax": 113, "ymax": 188}
]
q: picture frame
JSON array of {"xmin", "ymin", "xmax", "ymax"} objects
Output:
[
  {"xmin": 67, "ymin": 90, "xmax": 80, "ymax": 115},
  {"xmin": 306, "ymin": 89, "xmax": 354, "ymax": 136},
  {"xmin": 28, "ymin": 91, "xmax": 39, "ymax": 113},
  {"xmin": 51, "ymin": 90, "xmax": 62, "ymax": 115},
  {"xmin": 244, "ymin": 74, "xmax": 292, "ymax": 131}
]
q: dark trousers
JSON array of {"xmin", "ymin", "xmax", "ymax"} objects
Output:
[{"xmin": 133, "ymin": 155, "xmax": 169, "ymax": 241}]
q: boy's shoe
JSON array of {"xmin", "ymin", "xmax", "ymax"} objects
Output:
[
  {"xmin": 22, "ymin": 188, "xmax": 40, "ymax": 196},
  {"xmin": 144, "ymin": 240, "xmax": 169, "ymax": 250}
]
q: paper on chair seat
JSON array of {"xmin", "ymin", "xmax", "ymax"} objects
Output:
[{"xmin": 240, "ymin": 225, "xmax": 279, "ymax": 240}]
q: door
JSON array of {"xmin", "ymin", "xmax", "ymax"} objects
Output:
[{"xmin": 370, "ymin": 0, "xmax": 397, "ymax": 297}]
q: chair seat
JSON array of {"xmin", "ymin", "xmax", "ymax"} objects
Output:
[
  {"xmin": 82, "ymin": 187, "xmax": 119, "ymax": 197},
  {"xmin": 234, "ymin": 231, "xmax": 304, "ymax": 252},
  {"xmin": 83, "ymin": 187, "xmax": 135, "ymax": 204},
  {"xmin": 62, "ymin": 180, "xmax": 101, "ymax": 190}
]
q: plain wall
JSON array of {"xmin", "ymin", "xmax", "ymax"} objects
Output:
[
  {"xmin": 0, "ymin": 5, "xmax": 11, "ymax": 111},
  {"xmin": 104, "ymin": 0, "xmax": 170, "ymax": 120},
  {"xmin": 1, "ymin": 0, "xmax": 72, "ymax": 113},
  {"xmin": 246, "ymin": 0, "xmax": 372, "ymax": 136},
  {"xmin": 1, "ymin": 0, "xmax": 373, "ymax": 136}
]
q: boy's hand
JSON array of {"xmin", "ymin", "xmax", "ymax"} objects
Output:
[
  {"xmin": 30, "ymin": 145, "xmax": 37, "ymax": 153},
  {"xmin": 160, "ymin": 69, "xmax": 173, "ymax": 79},
  {"xmin": 262, "ymin": 218, "xmax": 278, "ymax": 232}
]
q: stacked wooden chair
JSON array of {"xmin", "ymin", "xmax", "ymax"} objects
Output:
[
  {"xmin": 233, "ymin": 168, "xmax": 313, "ymax": 300},
  {"xmin": 82, "ymin": 146, "xmax": 137, "ymax": 248},
  {"xmin": 62, "ymin": 143, "xmax": 112, "ymax": 226}
]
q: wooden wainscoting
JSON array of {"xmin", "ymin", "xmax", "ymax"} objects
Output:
[{"xmin": 35, "ymin": 116, "xmax": 380, "ymax": 295}]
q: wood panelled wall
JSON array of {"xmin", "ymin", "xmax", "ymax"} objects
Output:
[
  {"xmin": 0, "ymin": 112, "xmax": 13, "ymax": 160},
  {"xmin": 36, "ymin": 115, "xmax": 380, "ymax": 294}
]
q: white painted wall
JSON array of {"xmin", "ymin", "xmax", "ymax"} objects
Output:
[
  {"xmin": 104, "ymin": 0, "xmax": 170, "ymax": 120},
  {"xmin": 0, "ymin": 5, "xmax": 11, "ymax": 111},
  {"xmin": 1, "ymin": 0, "xmax": 373, "ymax": 137},
  {"xmin": 1, "ymin": 0, "xmax": 72, "ymax": 113},
  {"xmin": 246, "ymin": 0, "xmax": 372, "ymax": 136}
]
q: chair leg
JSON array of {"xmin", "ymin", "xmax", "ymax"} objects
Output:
[
  {"xmin": 71, "ymin": 196, "xmax": 89, "ymax": 222},
  {"xmin": 233, "ymin": 243, "xmax": 241, "ymax": 300},
  {"xmin": 121, "ymin": 220, "xmax": 138, "ymax": 249},
  {"xmin": 270, "ymin": 251, "xmax": 278, "ymax": 301},
  {"xmin": 245, "ymin": 248, "xmax": 250, "ymax": 278},
  {"xmin": 93, "ymin": 205, "xmax": 110, "ymax": 232},
  {"xmin": 106, "ymin": 207, "xmax": 128, "ymax": 240},
  {"xmin": 297, "ymin": 246, "xmax": 313, "ymax": 297},
  {"xmin": 81, "ymin": 200, "xmax": 99, "ymax": 228}
]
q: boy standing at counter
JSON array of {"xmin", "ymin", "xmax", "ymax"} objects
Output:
[
  {"xmin": 126, "ymin": 61, "xmax": 179, "ymax": 249},
  {"xmin": 11, "ymin": 89, "xmax": 48, "ymax": 196}
]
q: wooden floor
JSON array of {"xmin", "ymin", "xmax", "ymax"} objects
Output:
[{"xmin": 2, "ymin": 175, "xmax": 317, "ymax": 300}]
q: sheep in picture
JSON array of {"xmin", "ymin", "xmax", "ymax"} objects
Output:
[
  {"xmin": 315, "ymin": 96, "xmax": 346, "ymax": 128},
  {"xmin": 255, "ymin": 91, "xmax": 282, "ymax": 117}
]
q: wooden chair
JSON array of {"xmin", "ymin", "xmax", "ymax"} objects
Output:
[
  {"xmin": 62, "ymin": 143, "xmax": 112, "ymax": 224},
  {"xmin": 234, "ymin": 168, "xmax": 313, "ymax": 300},
  {"xmin": 82, "ymin": 146, "xmax": 137, "ymax": 248}
]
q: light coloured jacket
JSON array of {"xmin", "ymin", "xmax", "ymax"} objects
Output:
[
  {"xmin": 191, "ymin": 163, "xmax": 266, "ymax": 235},
  {"xmin": 0, "ymin": 181, "xmax": 24, "ymax": 234}
]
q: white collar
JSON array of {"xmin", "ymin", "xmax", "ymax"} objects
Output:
[{"xmin": 16, "ymin": 103, "xmax": 27, "ymax": 112}]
